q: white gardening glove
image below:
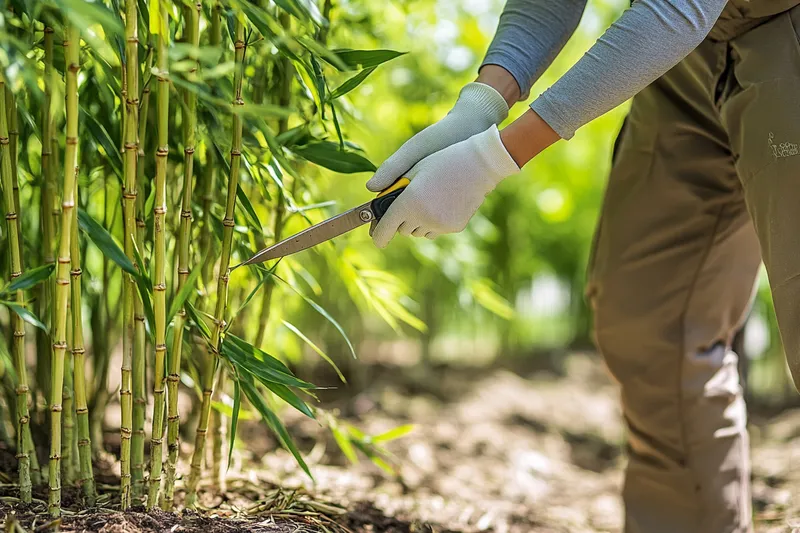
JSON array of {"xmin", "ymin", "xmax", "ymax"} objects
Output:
[
  {"xmin": 366, "ymin": 82, "xmax": 509, "ymax": 193},
  {"xmin": 371, "ymin": 124, "xmax": 520, "ymax": 248}
]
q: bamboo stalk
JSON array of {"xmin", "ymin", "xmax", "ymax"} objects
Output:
[
  {"xmin": 146, "ymin": 0, "xmax": 170, "ymax": 507},
  {"xmin": 161, "ymin": 0, "xmax": 200, "ymax": 510},
  {"xmin": 0, "ymin": 73, "xmax": 32, "ymax": 504},
  {"xmin": 70, "ymin": 198, "xmax": 96, "ymax": 504},
  {"xmin": 48, "ymin": 24, "xmax": 80, "ymax": 517},
  {"xmin": 120, "ymin": 0, "xmax": 140, "ymax": 510},
  {"xmin": 62, "ymin": 335, "xmax": 76, "ymax": 484},
  {"xmin": 131, "ymin": 41, "xmax": 152, "ymax": 504},
  {"xmin": 185, "ymin": 18, "xmax": 246, "ymax": 507}
]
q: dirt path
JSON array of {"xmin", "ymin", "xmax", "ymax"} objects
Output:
[{"xmin": 2, "ymin": 353, "xmax": 798, "ymax": 532}]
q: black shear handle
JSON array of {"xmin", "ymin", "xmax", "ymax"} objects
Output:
[{"xmin": 370, "ymin": 177, "xmax": 409, "ymax": 221}]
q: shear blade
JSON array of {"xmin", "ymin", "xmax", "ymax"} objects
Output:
[{"xmin": 236, "ymin": 201, "xmax": 373, "ymax": 268}]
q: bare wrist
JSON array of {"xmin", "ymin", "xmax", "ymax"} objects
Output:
[
  {"xmin": 476, "ymin": 65, "xmax": 521, "ymax": 107},
  {"xmin": 499, "ymin": 109, "xmax": 561, "ymax": 168}
]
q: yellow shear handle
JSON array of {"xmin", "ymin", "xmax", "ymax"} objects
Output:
[{"xmin": 376, "ymin": 177, "xmax": 410, "ymax": 197}]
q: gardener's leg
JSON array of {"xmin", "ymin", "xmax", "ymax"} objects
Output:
[
  {"xmin": 587, "ymin": 39, "xmax": 760, "ymax": 533},
  {"xmin": 723, "ymin": 7, "xmax": 800, "ymax": 392}
]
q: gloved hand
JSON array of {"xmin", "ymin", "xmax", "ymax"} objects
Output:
[
  {"xmin": 366, "ymin": 82, "xmax": 509, "ymax": 193},
  {"xmin": 371, "ymin": 124, "xmax": 520, "ymax": 248}
]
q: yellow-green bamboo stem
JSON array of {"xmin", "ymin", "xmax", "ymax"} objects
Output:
[
  {"xmin": 161, "ymin": 0, "xmax": 200, "ymax": 510},
  {"xmin": 49, "ymin": 24, "xmax": 80, "ymax": 517},
  {"xmin": 5, "ymin": 87, "xmax": 21, "ymax": 266},
  {"xmin": 185, "ymin": 19, "xmax": 245, "ymax": 508},
  {"xmin": 70, "ymin": 201, "xmax": 96, "ymax": 504},
  {"xmin": 131, "ymin": 40, "xmax": 152, "ymax": 505},
  {"xmin": 62, "ymin": 336, "xmax": 76, "ymax": 484},
  {"xmin": 0, "ymin": 73, "xmax": 32, "ymax": 504},
  {"xmin": 209, "ymin": 371, "xmax": 227, "ymax": 489},
  {"xmin": 120, "ymin": 0, "xmax": 140, "ymax": 510},
  {"xmin": 146, "ymin": 0, "xmax": 170, "ymax": 508}
]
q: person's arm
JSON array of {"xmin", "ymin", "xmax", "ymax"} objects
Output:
[
  {"xmin": 479, "ymin": 0, "xmax": 589, "ymax": 102},
  {"xmin": 371, "ymin": 0, "xmax": 730, "ymax": 248},
  {"xmin": 509, "ymin": 0, "xmax": 728, "ymax": 150}
]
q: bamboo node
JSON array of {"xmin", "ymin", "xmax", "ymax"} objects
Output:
[
  {"xmin": 203, "ymin": 389, "xmax": 213, "ymax": 397},
  {"xmin": 230, "ymin": 149, "xmax": 242, "ymax": 156},
  {"xmin": 155, "ymin": 343, "xmax": 167, "ymax": 352},
  {"xmin": 120, "ymin": 389, "xmax": 132, "ymax": 396},
  {"xmin": 167, "ymin": 415, "xmax": 179, "ymax": 422},
  {"xmin": 17, "ymin": 415, "xmax": 29, "ymax": 423},
  {"xmin": 0, "ymin": 137, "xmax": 8, "ymax": 145},
  {"xmin": 135, "ymin": 315, "xmax": 145, "ymax": 322},
  {"xmin": 235, "ymin": 40, "xmax": 245, "ymax": 49},
  {"xmin": 78, "ymin": 439, "xmax": 90, "ymax": 446},
  {"xmin": 181, "ymin": 210, "xmax": 192, "ymax": 219},
  {"xmin": 167, "ymin": 373, "xmax": 180, "ymax": 383},
  {"xmin": 122, "ymin": 191, "xmax": 137, "ymax": 199},
  {"xmin": 13, "ymin": 331, "xmax": 25, "ymax": 338},
  {"xmin": 48, "ymin": 482, "xmax": 61, "ymax": 489},
  {"xmin": 72, "ymin": 347, "xmax": 86, "ymax": 355},
  {"xmin": 157, "ymin": 147, "xmax": 169, "ymax": 156},
  {"xmin": 67, "ymin": 63, "xmax": 80, "ymax": 74},
  {"xmin": 16, "ymin": 385, "xmax": 28, "ymax": 394},
  {"xmin": 223, "ymin": 218, "xmax": 235, "ymax": 227},
  {"xmin": 16, "ymin": 452, "xmax": 27, "ymax": 459},
  {"xmin": 76, "ymin": 408, "xmax": 88, "ymax": 415},
  {"xmin": 178, "ymin": 268, "xmax": 190, "ymax": 275},
  {"xmin": 56, "ymin": 279, "xmax": 70, "ymax": 286},
  {"xmin": 58, "ymin": 256, "xmax": 71, "ymax": 264},
  {"xmin": 9, "ymin": 270, "xmax": 20, "ymax": 279},
  {"xmin": 66, "ymin": 136, "xmax": 78, "ymax": 145},
  {"xmin": 155, "ymin": 207, "xmax": 167, "ymax": 215},
  {"xmin": 124, "ymin": 142, "xmax": 138, "ymax": 150},
  {"xmin": 53, "ymin": 341, "xmax": 68, "ymax": 349},
  {"xmin": 151, "ymin": 438, "xmax": 163, "ymax": 445},
  {"xmin": 196, "ymin": 429, "xmax": 208, "ymax": 435},
  {"xmin": 5, "ymin": 212, "xmax": 17, "ymax": 220},
  {"xmin": 44, "ymin": 27, "xmax": 54, "ymax": 33},
  {"xmin": 234, "ymin": 97, "xmax": 244, "ymax": 106},
  {"xmin": 185, "ymin": 147, "xmax": 195, "ymax": 155},
  {"xmin": 51, "ymin": 405, "xmax": 63, "ymax": 412},
  {"xmin": 71, "ymin": 268, "xmax": 82, "ymax": 276},
  {"xmin": 121, "ymin": 428, "xmax": 132, "ymax": 437},
  {"xmin": 154, "ymin": 283, "xmax": 167, "ymax": 292}
]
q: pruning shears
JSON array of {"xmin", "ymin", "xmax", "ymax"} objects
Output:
[{"xmin": 231, "ymin": 177, "xmax": 409, "ymax": 270}]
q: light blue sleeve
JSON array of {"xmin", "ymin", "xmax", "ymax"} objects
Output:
[
  {"xmin": 481, "ymin": 0, "xmax": 588, "ymax": 100},
  {"xmin": 482, "ymin": 0, "xmax": 729, "ymax": 140}
]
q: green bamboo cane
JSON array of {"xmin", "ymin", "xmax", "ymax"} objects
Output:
[
  {"xmin": 199, "ymin": 4, "xmax": 221, "ymax": 295},
  {"xmin": 131, "ymin": 41, "xmax": 152, "ymax": 504},
  {"xmin": 70, "ymin": 199, "xmax": 96, "ymax": 504},
  {"xmin": 120, "ymin": 0, "xmax": 140, "ymax": 510},
  {"xmin": 0, "ymin": 72, "xmax": 32, "ymax": 504},
  {"xmin": 185, "ymin": 18, "xmax": 245, "ymax": 507},
  {"xmin": 48, "ymin": 24, "xmax": 80, "ymax": 517},
  {"xmin": 146, "ymin": 0, "xmax": 170, "ymax": 508},
  {"xmin": 62, "ymin": 332, "xmax": 76, "ymax": 484},
  {"xmin": 161, "ymin": 0, "xmax": 200, "ymax": 510}
]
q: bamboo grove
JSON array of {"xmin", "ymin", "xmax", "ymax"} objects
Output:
[{"xmin": 0, "ymin": 0, "xmax": 418, "ymax": 517}]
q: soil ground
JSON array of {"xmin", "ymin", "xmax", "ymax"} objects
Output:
[{"xmin": 1, "ymin": 351, "xmax": 799, "ymax": 532}]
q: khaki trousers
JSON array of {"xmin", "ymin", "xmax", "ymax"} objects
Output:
[{"xmin": 587, "ymin": 4, "xmax": 800, "ymax": 532}]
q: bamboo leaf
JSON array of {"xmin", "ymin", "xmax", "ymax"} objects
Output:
[
  {"xmin": 1, "ymin": 301, "xmax": 47, "ymax": 333},
  {"xmin": 80, "ymin": 105, "xmax": 123, "ymax": 179},
  {"xmin": 236, "ymin": 183, "xmax": 262, "ymax": 231},
  {"xmin": 328, "ymin": 67, "xmax": 376, "ymax": 100},
  {"xmin": 275, "ymin": 275, "xmax": 356, "ymax": 359},
  {"xmin": 292, "ymin": 141, "xmax": 376, "ymax": 174},
  {"xmin": 326, "ymin": 49, "xmax": 406, "ymax": 71},
  {"xmin": 282, "ymin": 320, "xmax": 345, "ymax": 383},
  {"xmin": 1, "ymin": 264, "xmax": 55, "ymax": 295},
  {"xmin": 331, "ymin": 425, "xmax": 359, "ymax": 464},
  {"xmin": 166, "ymin": 266, "xmax": 203, "ymax": 326},
  {"xmin": 78, "ymin": 209, "xmax": 137, "ymax": 276},
  {"xmin": 227, "ymin": 379, "xmax": 241, "ymax": 469},
  {"xmin": 371, "ymin": 424, "xmax": 415, "ymax": 444},
  {"xmin": 185, "ymin": 301, "xmax": 212, "ymax": 341},
  {"xmin": 239, "ymin": 376, "xmax": 312, "ymax": 479},
  {"xmin": 221, "ymin": 337, "xmax": 315, "ymax": 390}
]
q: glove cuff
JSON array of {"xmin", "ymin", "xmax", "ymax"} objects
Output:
[
  {"xmin": 454, "ymin": 82, "xmax": 510, "ymax": 126},
  {"xmin": 471, "ymin": 124, "xmax": 520, "ymax": 188}
]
